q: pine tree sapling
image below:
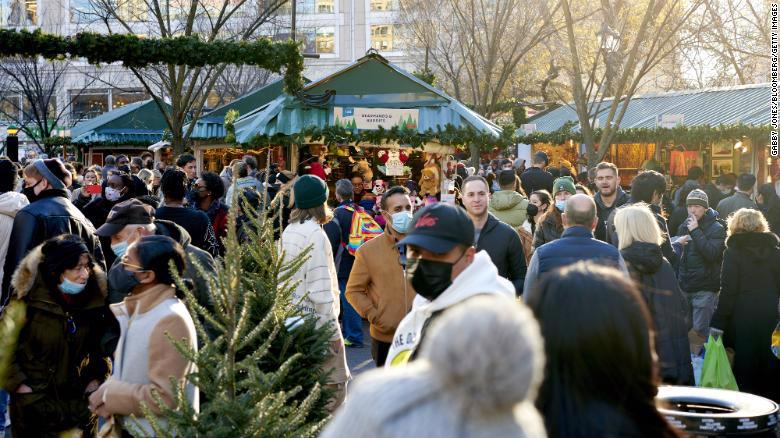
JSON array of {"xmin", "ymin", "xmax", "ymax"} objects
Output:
[{"xmin": 133, "ymin": 193, "xmax": 334, "ymax": 437}]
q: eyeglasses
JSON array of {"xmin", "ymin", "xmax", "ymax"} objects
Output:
[{"xmin": 120, "ymin": 258, "xmax": 148, "ymax": 272}]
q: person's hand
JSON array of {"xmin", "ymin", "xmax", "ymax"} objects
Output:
[
  {"xmin": 677, "ymin": 235, "xmax": 692, "ymax": 246},
  {"xmin": 85, "ymin": 379, "xmax": 100, "ymax": 394},
  {"xmin": 15, "ymin": 384, "xmax": 32, "ymax": 394},
  {"xmin": 686, "ymin": 215, "xmax": 699, "ymax": 231},
  {"xmin": 88, "ymin": 383, "xmax": 109, "ymax": 417}
]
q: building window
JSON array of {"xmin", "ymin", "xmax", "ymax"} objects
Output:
[
  {"xmin": 70, "ymin": 89, "xmax": 109, "ymax": 122},
  {"xmin": 370, "ymin": 0, "xmax": 398, "ymax": 11},
  {"xmin": 371, "ymin": 24, "xmax": 402, "ymax": 52},
  {"xmin": 300, "ymin": 26, "xmax": 335, "ymax": 54},
  {"xmin": 112, "ymin": 88, "xmax": 148, "ymax": 109},
  {"xmin": 279, "ymin": 0, "xmax": 334, "ymax": 14},
  {"xmin": 0, "ymin": 95, "xmax": 20, "ymax": 121},
  {"xmin": 71, "ymin": 0, "xmax": 145, "ymax": 23},
  {"xmin": 0, "ymin": 0, "xmax": 37, "ymax": 27}
]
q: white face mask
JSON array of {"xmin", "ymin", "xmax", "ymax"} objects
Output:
[{"xmin": 105, "ymin": 187, "xmax": 122, "ymax": 202}]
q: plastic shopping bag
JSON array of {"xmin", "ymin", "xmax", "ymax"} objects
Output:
[{"xmin": 700, "ymin": 335, "xmax": 739, "ymax": 391}]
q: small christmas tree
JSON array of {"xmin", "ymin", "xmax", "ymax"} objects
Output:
[{"xmin": 133, "ymin": 195, "xmax": 335, "ymax": 437}]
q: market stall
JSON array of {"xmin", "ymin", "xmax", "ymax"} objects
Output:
[
  {"xmin": 218, "ymin": 51, "xmax": 503, "ymax": 212},
  {"xmin": 71, "ymin": 99, "xmax": 170, "ymax": 166}
]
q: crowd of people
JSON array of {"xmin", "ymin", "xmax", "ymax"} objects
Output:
[{"xmin": 0, "ymin": 147, "xmax": 778, "ymax": 437}]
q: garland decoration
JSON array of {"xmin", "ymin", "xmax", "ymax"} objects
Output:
[
  {"xmin": 247, "ymin": 123, "xmax": 512, "ymax": 152},
  {"xmin": 515, "ymin": 122, "xmax": 771, "ymax": 147},
  {"xmin": 0, "ymin": 29, "xmax": 304, "ymax": 93}
]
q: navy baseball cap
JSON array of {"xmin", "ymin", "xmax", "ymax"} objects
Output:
[{"xmin": 397, "ymin": 203, "xmax": 475, "ymax": 253}]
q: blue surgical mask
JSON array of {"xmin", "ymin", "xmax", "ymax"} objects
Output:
[
  {"xmin": 59, "ymin": 277, "xmax": 86, "ymax": 295},
  {"xmin": 391, "ymin": 211, "xmax": 414, "ymax": 234},
  {"xmin": 555, "ymin": 200, "xmax": 566, "ymax": 212},
  {"xmin": 111, "ymin": 240, "xmax": 129, "ymax": 258}
]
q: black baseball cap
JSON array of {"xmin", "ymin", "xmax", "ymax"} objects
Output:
[
  {"xmin": 95, "ymin": 199, "xmax": 155, "ymax": 236},
  {"xmin": 397, "ymin": 203, "xmax": 474, "ymax": 253}
]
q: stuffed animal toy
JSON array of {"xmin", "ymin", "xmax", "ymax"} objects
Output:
[
  {"xmin": 418, "ymin": 164, "xmax": 440, "ymax": 197},
  {"xmin": 351, "ymin": 157, "xmax": 373, "ymax": 181}
]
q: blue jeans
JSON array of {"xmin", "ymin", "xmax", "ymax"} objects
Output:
[
  {"xmin": 339, "ymin": 278, "xmax": 363, "ymax": 344},
  {"xmin": 0, "ymin": 389, "xmax": 7, "ymax": 433}
]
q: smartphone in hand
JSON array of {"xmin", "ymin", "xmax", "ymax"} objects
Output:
[{"xmin": 85, "ymin": 185, "xmax": 102, "ymax": 195}]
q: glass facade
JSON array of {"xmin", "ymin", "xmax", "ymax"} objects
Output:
[
  {"xmin": 71, "ymin": 0, "xmax": 146, "ymax": 23},
  {"xmin": 70, "ymin": 89, "xmax": 109, "ymax": 122},
  {"xmin": 279, "ymin": 0, "xmax": 334, "ymax": 14},
  {"xmin": 370, "ymin": 0, "xmax": 398, "ymax": 11},
  {"xmin": 371, "ymin": 24, "xmax": 401, "ymax": 52},
  {"xmin": 300, "ymin": 26, "xmax": 335, "ymax": 54},
  {"xmin": 112, "ymin": 88, "xmax": 148, "ymax": 109},
  {"xmin": 0, "ymin": 0, "xmax": 36, "ymax": 27}
]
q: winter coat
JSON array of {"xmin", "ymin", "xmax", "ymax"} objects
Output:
[
  {"xmin": 0, "ymin": 192, "xmax": 28, "ymax": 288},
  {"xmin": 593, "ymin": 188, "xmax": 629, "ymax": 242},
  {"xmin": 155, "ymin": 206, "xmax": 221, "ymax": 257},
  {"xmin": 6, "ymin": 244, "xmax": 111, "ymax": 435},
  {"xmin": 524, "ymin": 226, "xmax": 628, "ymax": 303},
  {"xmin": 386, "ymin": 251, "xmax": 515, "ymax": 366},
  {"xmin": 621, "ymin": 241, "xmax": 694, "ymax": 385},
  {"xmin": 346, "ymin": 232, "xmax": 416, "ymax": 343},
  {"xmin": 703, "ymin": 183, "xmax": 730, "ymax": 211},
  {"xmin": 668, "ymin": 206, "xmax": 688, "ymax": 238},
  {"xmin": 676, "ymin": 208, "xmax": 726, "ymax": 293},
  {"xmin": 2, "ymin": 189, "xmax": 105, "ymax": 306},
  {"xmin": 520, "ymin": 167, "xmax": 554, "ymax": 197},
  {"xmin": 476, "ymin": 213, "xmax": 527, "ymax": 296},
  {"xmin": 82, "ymin": 194, "xmax": 132, "ymax": 230},
  {"xmin": 101, "ymin": 283, "xmax": 198, "ymax": 435},
  {"xmin": 281, "ymin": 218, "xmax": 350, "ymax": 384},
  {"xmin": 606, "ymin": 200, "xmax": 679, "ymax": 269},
  {"xmin": 488, "ymin": 190, "xmax": 529, "ymax": 228},
  {"xmin": 711, "ymin": 232, "xmax": 780, "ymax": 402},
  {"xmin": 716, "ymin": 191, "xmax": 757, "ymax": 220},
  {"xmin": 532, "ymin": 211, "xmax": 563, "ymax": 249},
  {"xmin": 322, "ymin": 296, "xmax": 545, "ymax": 438},
  {"xmin": 226, "ymin": 176, "xmax": 259, "ymax": 207}
]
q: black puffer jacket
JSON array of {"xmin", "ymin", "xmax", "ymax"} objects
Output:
[
  {"xmin": 475, "ymin": 213, "xmax": 527, "ymax": 296},
  {"xmin": 2, "ymin": 190, "xmax": 105, "ymax": 304},
  {"xmin": 621, "ymin": 241, "xmax": 694, "ymax": 385},
  {"xmin": 676, "ymin": 208, "xmax": 726, "ymax": 293},
  {"xmin": 711, "ymin": 232, "xmax": 780, "ymax": 402}
]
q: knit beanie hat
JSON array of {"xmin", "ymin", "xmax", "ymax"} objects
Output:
[
  {"xmin": 32, "ymin": 158, "xmax": 71, "ymax": 189},
  {"xmin": 686, "ymin": 188, "xmax": 709, "ymax": 208},
  {"xmin": 552, "ymin": 176, "xmax": 576, "ymax": 198},
  {"xmin": 293, "ymin": 174, "xmax": 328, "ymax": 209}
]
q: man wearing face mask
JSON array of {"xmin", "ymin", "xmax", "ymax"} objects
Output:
[
  {"xmin": 386, "ymin": 203, "xmax": 515, "ymax": 366},
  {"xmin": 345, "ymin": 186, "xmax": 418, "ymax": 366},
  {"xmin": 2, "ymin": 159, "xmax": 105, "ymax": 306},
  {"xmin": 95, "ymin": 199, "xmax": 215, "ymax": 352},
  {"xmin": 324, "ymin": 179, "xmax": 366, "ymax": 347}
]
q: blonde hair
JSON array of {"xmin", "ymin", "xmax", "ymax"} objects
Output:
[
  {"xmin": 289, "ymin": 203, "xmax": 333, "ymax": 225},
  {"xmin": 727, "ymin": 208, "xmax": 768, "ymax": 236},
  {"xmin": 614, "ymin": 203, "xmax": 664, "ymax": 250}
]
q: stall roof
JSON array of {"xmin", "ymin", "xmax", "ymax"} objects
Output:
[
  {"xmin": 72, "ymin": 99, "xmax": 170, "ymax": 144},
  {"xmin": 189, "ymin": 78, "xmax": 307, "ymax": 139},
  {"xmin": 234, "ymin": 53, "xmax": 501, "ymax": 144},
  {"xmin": 525, "ymin": 83, "xmax": 770, "ymax": 134}
]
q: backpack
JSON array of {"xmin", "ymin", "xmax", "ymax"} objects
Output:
[{"xmin": 336, "ymin": 205, "xmax": 383, "ymax": 256}]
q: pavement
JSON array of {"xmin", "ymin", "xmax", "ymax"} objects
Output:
[{"xmin": 345, "ymin": 320, "xmax": 376, "ymax": 376}]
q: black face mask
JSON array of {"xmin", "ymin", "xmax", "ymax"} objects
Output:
[
  {"xmin": 527, "ymin": 203, "xmax": 539, "ymax": 218},
  {"xmin": 108, "ymin": 264, "xmax": 141, "ymax": 297},
  {"xmin": 406, "ymin": 252, "xmax": 464, "ymax": 301},
  {"xmin": 22, "ymin": 179, "xmax": 43, "ymax": 203}
]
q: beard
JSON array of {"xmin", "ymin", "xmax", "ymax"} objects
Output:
[{"xmin": 599, "ymin": 186, "xmax": 616, "ymax": 197}]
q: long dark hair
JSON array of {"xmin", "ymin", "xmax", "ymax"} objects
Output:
[
  {"xmin": 40, "ymin": 234, "xmax": 97, "ymax": 296},
  {"xmin": 527, "ymin": 262, "xmax": 680, "ymax": 438},
  {"xmin": 132, "ymin": 235, "xmax": 186, "ymax": 288}
]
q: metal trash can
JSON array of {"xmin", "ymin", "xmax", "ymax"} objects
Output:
[{"xmin": 658, "ymin": 386, "xmax": 779, "ymax": 437}]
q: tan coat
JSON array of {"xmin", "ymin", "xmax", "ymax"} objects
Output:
[{"xmin": 346, "ymin": 232, "xmax": 416, "ymax": 343}]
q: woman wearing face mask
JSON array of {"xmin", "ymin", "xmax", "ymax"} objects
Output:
[
  {"xmin": 88, "ymin": 235, "xmax": 198, "ymax": 436},
  {"xmin": 194, "ymin": 172, "xmax": 228, "ymax": 254},
  {"xmin": 525, "ymin": 190, "xmax": 551, "ymax": 236},
  {"xmin": 533, "ymin": 177, "xmax": 574, "ymax": 249},
  {"xmin": 71, "ymin": 166, "xmax": 102, "ymax": 208},
  {"xmin": 5, "ymin": 234, "xmax": 111, "ymax": 437},
  {"xmin": 82, "ymin": 174, "xmax": 135, "ymax": 229}
]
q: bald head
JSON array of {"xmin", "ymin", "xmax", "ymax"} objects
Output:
[{"xmin": 563, "ymin": 194, "xmax": 597, "ymax": 230}]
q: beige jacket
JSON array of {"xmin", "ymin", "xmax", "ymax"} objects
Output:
[
  {"xmin": 100, "ymin": 284, "xmax": 198, "ymax": 435},
  {"xmin": 346, "ymin": 232, "xmax": 416, "ymax": 343}
]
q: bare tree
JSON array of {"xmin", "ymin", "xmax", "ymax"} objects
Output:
[
  {"xmin": 399, "ymin": 0, "xmax": 563, "ymax": 119},
  {"xmin": 557, "ymin": 0, "xmax": 705, "ymax": 165},
  {"xmin": 0, "ymin": 57, "xmax": 96, "ymax": 156},
  {"xmin": 80, "ymin": 0, "xmax": 290, "ymax": 154},
  {"xmin": 680, "ymin": 0, "xmax": 770, "ymax": 86}
]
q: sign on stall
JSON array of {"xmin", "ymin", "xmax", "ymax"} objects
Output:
[
  {"xmin": 333, "ymin": 107, "xmax": 419, "ymax": 130},
  {"xmin": 658, "ymin": 114, "xmax": 685, "ymax": 129}
]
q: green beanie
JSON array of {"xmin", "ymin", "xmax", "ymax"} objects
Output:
[
  {"xmin": 294, "ymin": 174, "xmax": 329, "ymax": 209},
  {"xmin": 552, "ymin": 176, "xmax": 576, "ymax": 198}
]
